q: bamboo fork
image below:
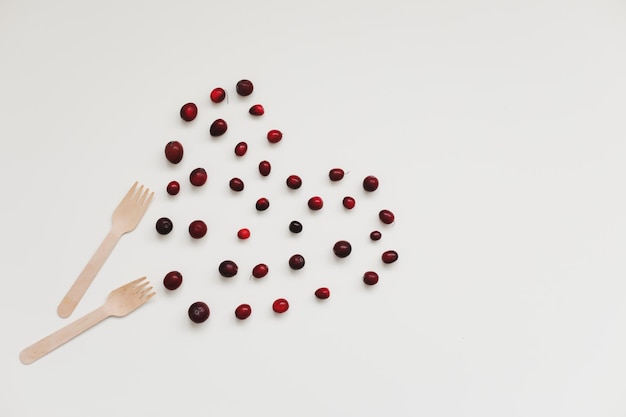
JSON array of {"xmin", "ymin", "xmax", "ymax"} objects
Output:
[{"xmin": 57, "ymin": 182, "xmax": 154, "ymax": 318}]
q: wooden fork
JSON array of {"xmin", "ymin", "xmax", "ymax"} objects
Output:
[
  {"xmin": 57, "ymin": 182, "xmax": 154, "ymax": 318},
  {"xmin": 21, "ymin": 277, "xmax": 155, "ymax": 365}
]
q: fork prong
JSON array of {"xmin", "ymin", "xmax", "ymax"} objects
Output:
[
  {"xmin": 134, "ymin": 280, "xmax": 150, "ymax": 292},
  {"xmin": 139, "ymin": 286, "xmax": 154, "ymax": 298},
  {"xmin": 123, "ymin": 181, "xmax": 139, "ymax": 201},
  {"xmin": 134, "ymin": 185, "xmax": 144, "ymax": 201},
  {"xmin": 126, "ymin": 276, "xmax": 147, "ymax": 287},
  {"xmin": 143, "ymin": 291, "xmax": 156, "ymax": 302},
  {"xmin": 138, "ymin": 188, "xmax": 152, "ymax": 205}
]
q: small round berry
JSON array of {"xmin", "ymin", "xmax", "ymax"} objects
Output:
[
  {"xmin": 288, "ymin": 254, "xmax": 305, "ymax": 270},
  {"xmin": 333, "ymin": 240, "xmax": 352, "ymax": 258},
  {"xmin": 163, "ymin": 271, "xmax": 183, "ymax": 290},
  {"xmin": 164, "ymin": 141, "xmax": 184, "ymax": 164},
  {"xmin": 329, "ymin": 168, "xmax": 345, "ymax": 181},
  {"xmin": 166, "ymin": 181, "xmax": 180, "ymax": 196},
  {"xmin": 315, "ymin": 287, "xmax": 330, "ymax": 299},
  {"xmin": 237, "ymin": 228, "xmax": 250, "ymax": 240},
  {"xmin": 236, "ymin": 79, "xmax": 254, "ymax": 96},
  {"xmin": 249, "ymin": 104, "xmax": 264, "ymax": 116},
  {"xmin": 235, "ymin": 304, "xmax": 252, "ymax": 320},
  {"xmin": 370, "ymin": 230, "xmax": 382, "ymax": 241},
  {"xmin": 267, "ymin": 129, "xmax": 282, "ymax": 143},
  {"xmin": 209, "ymin": 118, "xmax": 228, "ymax": 136},
  {"xmin": 258, "ymin": 160, "xmax": 271, "ymax": 176},
  {"xmin": 229, "ymin": 177, "xmax": 244, "ymax": 192},
  {"xmin": 234, "ymin": 141, "xmax": 248, "ymax": 157},
  {"xmin": 252, "ymin": 263, "xmax": 269, "ymax": 278},
  {"xmin": 342, "ymin": 196, "xmax": 355, "ymax": 209},
  {"xmin": 188, "ymin": 220, "xmax": 207, "ymax": 239},
  {"xmin": 179, "ymin": 102, "xmax": 197, "ymax": 121},
  {"xmin": 308, "ymin": 196, "xmax": 323, "ymax": 210},
  {"xmin": 219, "ymin": 260, "xmax": 238, "ymax": 278},
  {"xmin": 256, "ymin": 197, "xmax": 270, "ymax": 211},
  {"xmin": 188, "ymin": 301, "xmax": 210, "ymax": 323},
  {"xmin": 210, "ymin": 87, "xmax": 226, "ymax": 103},
  {"xmin": 379, "ymin": 209, "xmax": 395, "ymax": 225},
  {"xmin": 189, "ymin": 168, "xmax": 207, "ymax": 186},
  {"xmin": 289, "ymin": 220, "xmax": 303, "ymax": 234},
  {"xmin": 272, "ymin": 298, "xmax": 289, "ymax": 313},
  {"xmin": 363, "ymin": 175, "xmax": 379, "ymax": 192},
  {"xmin": 286, "ymin": 175, "xmax": 302, "ymax": 190},
  {"xmin": 363, "ymin": 271, "xmax": 379, "ymax": 285},
  {"xmin": 156, "ymin": 217, "xmax": 173, "ymax": 235},
  {"xmin": 382, "ymin": 250, "xmax": 399, "ymax": 264}
]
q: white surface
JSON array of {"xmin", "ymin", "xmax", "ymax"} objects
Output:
[{"xmin": 2, "ymin": 0, "xmax": 626, "ymax": 415}]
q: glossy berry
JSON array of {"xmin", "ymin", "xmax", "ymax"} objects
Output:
[
  {"xmin": 258, "ymin": 160, "xmax": 271, "ymax": 176},
  {"xmin": 333, "ymin": 240, "xmax": 352, "ymax": 258},
  {"xmin": 188, "ymin": 220, "xmax": 207, "ymax": 239},
  {"xmin": 210, "ymin": 87, "xmax": 226, "ymax": 103},
  {"xmin": 218, "ymin": 260, "xmax": 238, "ymax": 278},
  {"xmin": 342, "ymin": 196, "xmax": 355, "ymax": 209},
  {"xmin": 179, "ymin": 102, "xmax": 197, "ymax": 121},
  {"xmin": 286, "ymin": 175, "xmax": 302, "ymax": 190},
  {"xmin": 249, "ymin": 104, "xmax": 264, "ymax": 116},
  {"xmin": 229, "ymin": 177, "xmax": 244, "ymax": 192},
  {"xmin": 288, "ymin": 254, "xmax": 305, "ymax": 270},
  {"xmin": 370, "ymin": 230, "xmax": 382, "ymax": 241},
  {"xmin": 272, "ymin": 298, "xmax": 289, "ymax": 313},
  {"xmin": 163, "ymin": 271, "xmax": 183, "ymax": 290},
  {"xmin": 379, "ymin": 209, "xmax": 395, "ymax": 224},
  {"xmin": 210, "ymin": 118, "xmax": 228, "ymax": 136},
  {"xmin": 189, "ymin": 168, "xmax": 207, "ymax": 186},
  {"xmin": 329, "ymin": 168, "xmax": 345, "ymax": 181},
  {"xmin": 164, "ymin": 141, "xmax": 184, "ymax": 164},
  {"xmin": 235, "ymin": 304, "xmax": 252, "ymax": 320},
  {"xmin": 363, "ymin": 271, "xmax": 379, "ymax": 286},
  {"xmin": 363, "ymin": 175, "xmax": 379, "ymax": 192},
  {"xmin": 234, "ymin": 141, "xmax": 248, "ymax": 157},
  {"xmin": 236, "ymin": 79, "xmax": 254, "ymax": 96},
  {"xmin": 252, "ymin": 263, "xmax": 269, "ymax": 278},
  {"xmin": 289, "ymin": 220, "xmax": 303, "ymax": 234},
  {"xmin": 267, "ymin": 129, "xmax": 282, "ymax": 143},
  {"xmin": 315, "ymin": 287, "xmax": 330, "ymax": 299},
  {"xmin": 237, "ymin": 228, "xmax": 250, "ymax": 240},
  {"xmin": 308, "ymin": 196, "xmax": 323, "ymax": 210},
  {"xmin": 382, "ymin": 250, "xmax": 399, "ymax": 264},
  {"xmin": 188, "ymin": 301, "xmax": 210, "ymax": 323},
  {"xmin": 156, "ymin": 217, "xmax": 173, "ymax": 235},
  {"xmin": 256, "ymin": 197, "xmax": 270, "ymax": 211},
  {"xmin": 166, "ymin": 181, "xmax": 180, "ymax": 196}
]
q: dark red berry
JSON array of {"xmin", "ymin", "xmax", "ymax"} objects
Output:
[
  {"xmin": 333, "ymin": 240, "xmax": 352, "ymax": 258},
  {"xmin": 249, "ymin": 104, "xmax": 264, "ymax": 116},
  {"xmin": 286, "ymin": 175, "xmax": 302, "ymax": 189},
  {"xmin": 308, "ymin": 196, "xmax": 323, "ymax": 210},
  {"xmin": 236, "ymin": 79, "xmax": 254, "ymax": 96},
  {"xmin": 167, "ymin": 181, "xmax": 180, "ymax": 196},
  {"xmin": 382, "ymin": 250, "xmax": 398, "ymax": 264},
  {"xmin": 164, "ymin": 141, "xmax": 184, "ymax": 164},
  {"xmin": 363, "ymin": 175, "xmax": 379, "ymax": 192},
  {"xmin": 210, "ymin": 118, "xmax": 228, "ymax": 136},
  {"xmin": 156, "ymin": 217, "xmax": 173, "ymax": 235},
  {"xmin": 289, "ymin": 254, "xmax": 305, "ymax": 270},
  {"xmin": 229, "ymin": 177, "xmax": 244, "ymax": 192},
  {"xmin": 363, "ymin": 271, "xmax": 379, "ymax": 285},
  {"xmin": 379, "ymin": 209, "xmax": 395, "ymax": 224},
  {"xmin": 188, "ymin": 220, "xmax": 207, "ymax": 239},
  {"xmin": 289, "ymin": 220, "xmax": 303, "ymax": 234},
  {"xmin": 237, "ymin": 228, "xmax": 250, "ymax": 240},
  {"xmin": 342, "ymin": 196, "xmax": 355, "ymax": 209},
  {"xmin": 219, "ymin": 260, "xmax": 238, "ymax": 278},
  {"xmin": 252, "ymin": 263, "xmax": 269, "ymax": 278},
  {"xmin": 315, "ymin": 287, "xmax": 330, "ymax": 299},
  {"xmin": 272, "ymin": 298, "xmax": 289, "ymax": 313},
  {"xmin": 256, "ymin": 197, "xmax": 270, "ymax": 211},
  {"xmin": 234, "ymin": 141, "xmax": 248, "ymax": 157},
  {"xmin": 210, "ymin": 87, "xmax": 226, "ymax": 103},
  {"xmin": 370, "ymin": 230, "xmax": 382, "ymax": 241},
  {"xmin": 235, "ymin": 304, "xmax": 252, "ymax": 320},
  {"xmin": 329, "ymin": 168, "xmax": 344, "ymax": 181},
  {"xmin": 180, "ymin": 102, "xmax": 197, "ymax": 121},
  {"xmin": 258, "ymin": 160, "xmax": 271, "ymax": 176},
  {"xmin": 163, "ymin": 271, "xmax": 183, "ymax": 290},
  {"xmin": 188, "ymin": 301, "xmax": 210, "ymax": 323},
  {"xmin": 267, "ymin": 129, "xmax": 282, "ymax": 143},
  {"xmin": 189, "ymin": 168, "xmax": 207, "ymax": 186}
]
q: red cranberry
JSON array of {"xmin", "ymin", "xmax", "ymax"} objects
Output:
[
  {"xmin": 234, "ymin": 141, "xmax": 248, "ymax": 157},
  {"xmin": 363, "ymin": 175, "xmax": 379, "ymax": 192},
  {"xmin": 329, "ymin": 168, "xmax": 345, "ymax": 181},
  {"xmin": 235, "ymin": 304, "xmax": 252, "ymax": 320},
  {"xmin": 188, "ymin": 301, "xmax": 210, "ymax": 323},
  {"xmin": 163, "ymin": 271, "xmax": 183, "ymax": 290},
  {"xmin": 237, "ymin": 228, "xmax": 250, "ymax": 239},
  {"xmin": 210, "ymin": 118, "xmax": 228, "ymax": 136},
  {"xmin": 167, "ymin": 181, "xmax": 180, "ymax": 196},
  {"xmin": 289, "ymin": 220, "xmax": 303, "ymax": 233},
  {"xmin": 249, "ymin": 104, "xmax": 264, "ymax": 116},
  {"xmin": 382, "ymin": 250, "xmax": 398, "ymax": 264},
  {"xmin": 289, "ymin": 254, "xmax": 305, "ymax": 270},
  {"xmin": 272, "ymin": 298, "xmax": 289, "ymax": 313},
  {"xmin": 379, "ymin": 209, "xmax": 395, "ymax": 224},
  {"xmin": 229, "ymin": 177, "xmax": 244, "ymax": 192},
  {"xmin": 267, "ymin": 129, "xmax": 282, "ymax": 143},
  {"xmin": 315, "ymin": 287, "xmax": 330, "ymax": 299},
  {"xmin": 370, "ymin": 230, "xmax": 382, "ymax": 241},
  {"xmin": 252, "ymin": 263, "xmax": 269, "ymax": 278},
  {"xmin": 342, "ymin": 196, "xmax": 355, "ymax": 209},
  {"xmin": 210, "ymin": 87, "xmax": 226, "ymax": 103},
  {"xmin": 190, "ymin": 168, "xmax": 207, "ymax": 186},
  {"xmin": 188, "ymin": 220, "xmax": 207, "ymax": 239},
  {"xmin": 333, "ymin": 240, "xmax": 352, "ymax": 258},
  {"xmin": 286, "ymin": 175, "xmax": 302, "ymax": 189},
  {"xmin": 179, "ymin": 102, "xmax": 197, "ymax": 121},
  {"xmin": 164, "ymin": 141, "xmax": 184, "ymax": 164},
  {"xmin": 256, "ymin": 197, "xmax": 270, "ymax": 211},
  {"xmin": 219, "ymin": 260, "xmax": 238, "ymax": 278},
  {"xmin": 156, "ymin": 217, "xmax": 173, "ymax": 235},
  {"xmin": 308, "ymin": 196, "xmax": 323, "ymax": 210},
  {"xmin": 258, "ymin": 160, "xmax": 271, "ymax": 176},
  {"xmin": 236, "ymin": 79, "xmax": 254, "ymax": 96},
  {"xmin": 363, "ymin": 271, "xmax": 379, "ymax": 285}
]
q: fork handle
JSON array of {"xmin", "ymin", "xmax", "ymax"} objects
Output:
[
  {"xmin": 20, "ymin": 306, "xmax": 109, "ymax": 364},
  {"xmin": 57, "ymin": 230, "xmax": 121, "ymax": 318}
]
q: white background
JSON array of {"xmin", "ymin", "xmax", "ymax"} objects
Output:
[{"xmin": 2, "ymin": 0, "xmax": 626, "ymax": 416}]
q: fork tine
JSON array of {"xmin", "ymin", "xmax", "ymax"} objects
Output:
[
  {"xmin": 139, "ymin": 286, "xmax": 154, "ymax": 298},
  {"xmin": 134, "ymin": 185, "xmax": 144, "ymax": 201},
  {"xmin": 138, "ymin": 188, "xmax": 152, "ymax": 205},
  {"xmin": 127, "ymin": 276, "xmax": 147, "ymax": 287},
  {"xmin": 143, "ymin": 292, "xmax": 156, "ymax": 302},
  {"xmin": 123, "ymin": 181, "xmax": 139, "ymax": 201},
  {"xmin": 134, "ymin": 280, "xmax": 150, "ymax": 292}
]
